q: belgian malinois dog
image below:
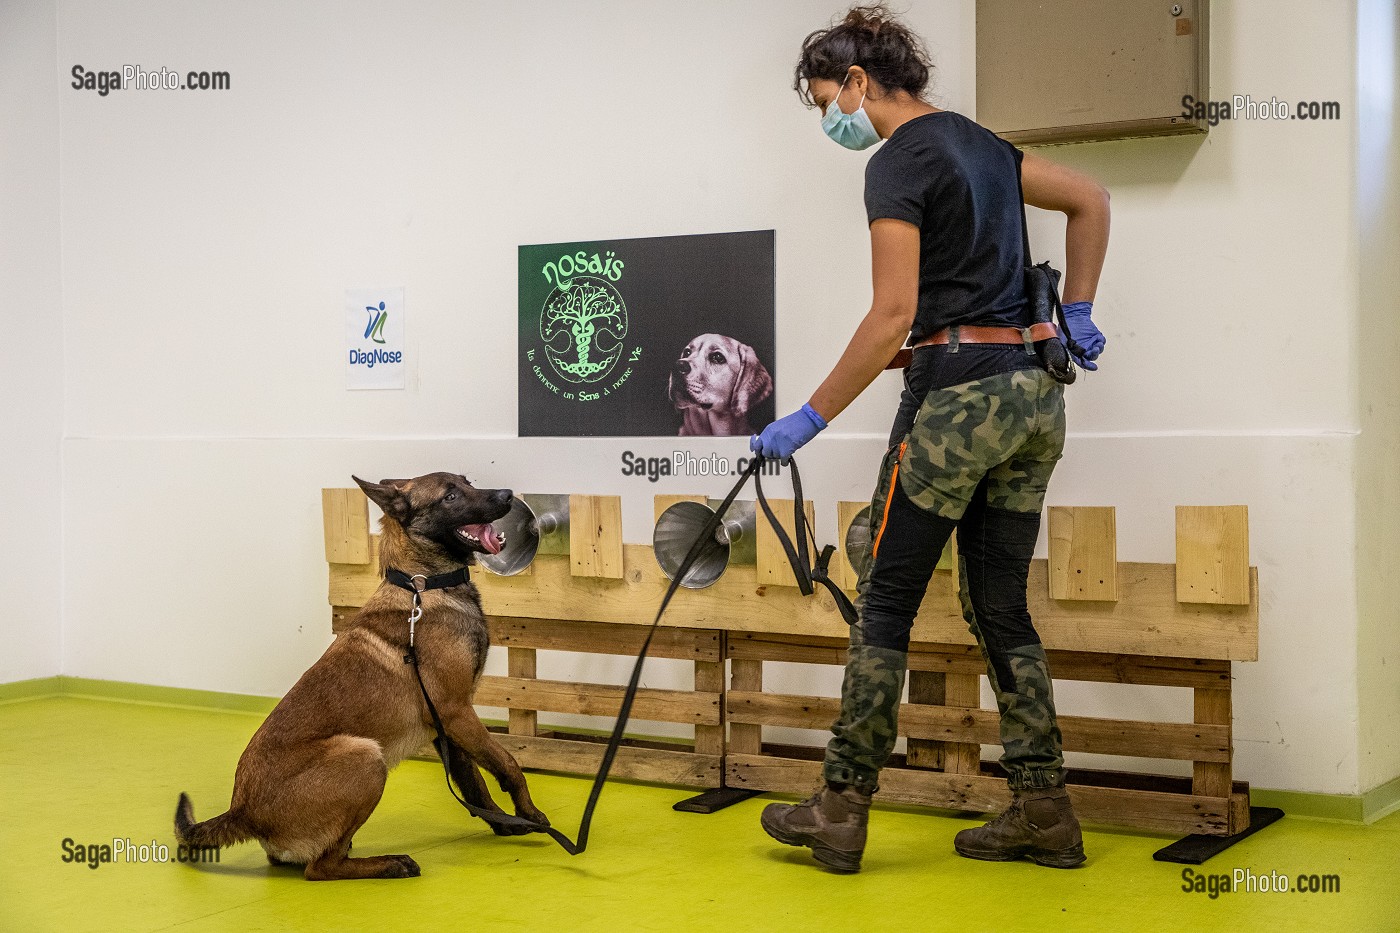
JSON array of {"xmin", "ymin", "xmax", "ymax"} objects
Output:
[{"xmin": 175, "ymin": 472, "xmax": 549, "ymax": 880}]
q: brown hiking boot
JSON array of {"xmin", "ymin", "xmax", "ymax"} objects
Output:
[
  {"xmin": 760, "ymin": 784, "xmax": 871, "ymax": 872},
  {"xmin": 953, "ymin": 786, "xmax": 1086, "ymax": 868}
]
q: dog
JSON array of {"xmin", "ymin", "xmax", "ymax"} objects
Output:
[
  {"xmin": 174, "ymin": 472, "xmax": 548, "ymax": 880},
  {"xmin": 667, "ymin": 333, "xmax": 772, "ymax": 436}
]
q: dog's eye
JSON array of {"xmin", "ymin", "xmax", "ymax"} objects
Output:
[
  {"xmin": 708, "ymin": 351, "xmax": 726, "ymax": 365},
  {"xmin": 682, "ymin": 347, "xmax": 692, "ymax": 357},
  {"xmin": 444, "ymin": 491, "xmax": 459, "ymax": 502}
]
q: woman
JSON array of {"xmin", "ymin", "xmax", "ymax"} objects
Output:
[{"xmin": 752, "ymin": 5, "xmax": 1109, "ymax": 873}]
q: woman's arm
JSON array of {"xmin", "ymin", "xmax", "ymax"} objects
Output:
[
  {"xmin": 1019, "ymin": 151, "xmax": 1110, "ymax": 305},
  {"xmin": 806, "ymin": 218, "xmax": 921, "ymax": 422}
]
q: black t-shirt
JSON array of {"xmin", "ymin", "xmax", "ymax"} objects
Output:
[{"xmin": 864, "ymin": 111, "xmax": 1028, "ymax": 343}]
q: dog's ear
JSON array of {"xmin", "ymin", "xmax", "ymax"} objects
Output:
[
  {"xmin": 352, "ymin": 475, "xmax": 412, "ymax": 523},
  {"xmin": 731, "ymin": 343, "xmax": 772, "ymax": 413}
]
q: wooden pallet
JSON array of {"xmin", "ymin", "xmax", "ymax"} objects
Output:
[{"xmin": 322, "ymin": 491, "xmax": 1259, "ymax": 836}]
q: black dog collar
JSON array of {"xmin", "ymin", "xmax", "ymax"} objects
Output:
[
  {"xmin": 385, "ymin": 566, "xmax": 471, "ymax": 593},
  {"xmin": 385, "ymin": 566, "xmax": 472, "ymax": 665}
]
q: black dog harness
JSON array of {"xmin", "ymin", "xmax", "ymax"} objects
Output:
[{"xmin": 385, "ymin": 454, "xmax": 854, "ymax": 855}]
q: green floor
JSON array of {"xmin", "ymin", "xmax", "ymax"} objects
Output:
[{"xmin": 1, "ymin": 695, "xmax": 1397, "ymax": 933}]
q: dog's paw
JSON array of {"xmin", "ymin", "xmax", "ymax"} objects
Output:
[
  {"xmin": 521, "ymin": 807, "xmax": 551, "ymax": 829},
  {"xmin": 489, "ymin": 819, "xmax": 533, "ymax": 837},
  {"xmin": 385, "ymin": 855, "xmax": 421, "ymax": 878}
]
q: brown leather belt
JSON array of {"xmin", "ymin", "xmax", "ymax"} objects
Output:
[{"xmin": 885, "ymin": 322, "xmax": 1060, "ymax": 370}]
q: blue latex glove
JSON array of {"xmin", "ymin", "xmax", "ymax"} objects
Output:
[
  {"xmin": 750, "ymin": 403, "xmax": 827, "ymax": 462},
  {"xmin": 1060, "ymin": 301, "xmax": 1105, "ymax": 371}
]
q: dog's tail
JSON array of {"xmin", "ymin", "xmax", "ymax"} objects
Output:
[{"xmin": 175, "ymin": 793, "xmax": 252, "ymax": 850}]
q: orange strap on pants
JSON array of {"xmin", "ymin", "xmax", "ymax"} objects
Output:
[{"xmin": 869, "ymin": 441, "xmax": 907, "ymax": 559}]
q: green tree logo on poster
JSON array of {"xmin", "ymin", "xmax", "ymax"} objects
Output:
[
  {"xmin": 540, "ymin": 277, "xmax": 627, "ymax": 384},
  {"xmin": 526, "ymin": 246, "xmax": 640, "ymax": 404}
]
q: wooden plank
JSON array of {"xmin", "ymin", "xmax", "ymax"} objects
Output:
[
  {"xmin": 321, "ymin": 488, "xmax": 371, "ymax": 565},
  {"xmin": 833, "ymin": 501, "xmax": 868, "ymax": 592},
  {"xmin": 506, "ymin": 648, "xmax": 537, "ymax": 736},
  {"xmin": 655, "ymin": 494, "xmax": 708, "ymax": 524},
  {"xmin": 486, "ymin": 616, "xmax": 722, "ymax": 662},
  {"xmin": 756, "ymin": 498, "xmax": 817, "ymax": 587},
  {"xmin": 728, "ymin": 632, "xmax": 850, "ymax": 667},
  {"xmin": 1229, "ymin": 790, "xmax": 1251, "ymax": 835},
  {"xmin": 1048, "ymin": 506, "xmax": 1119, "ymax": 601},
  {"xmin": 943, "ymin": 673, "xmax": 983, "ymax": 774},
  {"xmin": 331, "ymin": 606, "xmax": 358, "ymax": 634},
  {"xmin": 329, "ymin": 533, "xmax": 382, "ymax": 607},
  {"xmin": 727, "ymin": 633, "xmax": 984, "ymax": 677},
  {"xmin": 728, "ymin": 692, "xmax": 840, "ymax": 730},
  {"xmin": 1176, "ymin": 506, "xmax": 1251, "ymax": 605},
  {"xmin": 1193, "ymin": 687, "xmax": 1233, "ymax": 798},
  {"xmin": 906, "ymin": 670, "xmax": 945, "ymax": 769},
  {"xmin": 726, "ymin": 754, "xmax": 1232, "ymax": 835},
  {"xmin": 502, "ymin": 734, "xmax": 720, "ymax": 788},
  {"xmin": 694, "ymin": 656, "xmax": 725, "ymax": 757},
  {"xmin": 726, "ymin": 692, "xmax": 1229, "ymax": 762},
  {"xmin": 921, "ymin": 643, "xmax": 1232, "ymax": 690},
  {"xmin": 331, "ymin": 545, "xmax": 1260, "ymax": 661},
  {"xmin": 729, "ymin": 659, "xmax": 763, "ymax": 755},
  {"xmin": 334, "ymin": 609, "xmax": 727, "ymax": 667},
  {"xmin": 1039, "ymin": 649, "xmax": 1231, "ymax": 689},
  {"xmin": 474, "ymin": 676, "xmax": 720, "ymax": 726},
  {"xmin": 570, "ymin": 494, "xmax": 624, "ymax": 579},
  {"xmin": 345, "ymin": 626, "xmax": 1226, "ymax": 696},
  {"xmin": 1059, "ymin": 715, "xmax": 1230, "ymax": 762}
]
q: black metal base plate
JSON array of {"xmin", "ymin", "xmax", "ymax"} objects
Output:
[
  {"xmin": 672, "ymin": 787, "xmax": 763, "ymax": 814},
  {"xmin": 1152, "ymin": 806, "xmax": 1285, "ymax": 864}
]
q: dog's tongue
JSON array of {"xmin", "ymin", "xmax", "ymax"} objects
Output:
[{"xmin": 465, "ymin": 523, "xmax": 504, "ymax": 555}]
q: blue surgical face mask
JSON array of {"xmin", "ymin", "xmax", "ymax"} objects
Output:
[{"xmin": 821, "ymin": 75, "xmax": 880, "ymax": 150}]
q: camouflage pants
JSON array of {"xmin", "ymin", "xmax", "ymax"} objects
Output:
[{"xmin": 824, "ymin": 366, "xmax": 1068, "ymax": 793}]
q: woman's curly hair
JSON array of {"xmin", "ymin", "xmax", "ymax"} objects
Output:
[{"xmin": 794, "ymin": 4, "xmax": 932, "ymax": 106}]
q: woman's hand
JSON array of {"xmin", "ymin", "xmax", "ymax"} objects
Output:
[
  {"xmin": 1060, "ymin": 300, "xmax": 1105, "ymax": 370},
  {"xmin": 750, "ymin": 404, "xmax": 827, "ymax": 462}
]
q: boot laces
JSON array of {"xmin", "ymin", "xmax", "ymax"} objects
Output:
[
  {"xmin": 790, "ymin": 785, "xmax": 833, "ymax": 814},
  {"xmin": 985, "ymin": 797, "xmax": 1026, "ymax": 831}
]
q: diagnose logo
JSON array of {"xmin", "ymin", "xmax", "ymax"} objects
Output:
[
  {"xmin": 351, "ymin": 300, "xmax": 400, "ymax": 367},
  {"xmin": 364, "ymin": 301, "xmax": 389, "ymax": 344},
  {"xmin": 352, "ymin": 301, "xmax": 403, "ymax": 367},
  {"xmin": 346, "ymin": 288, "xmax": 405, "ymax": 388}
]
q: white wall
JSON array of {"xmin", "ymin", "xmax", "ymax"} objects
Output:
[
  {"xmin": 0, "ymin": 0, "xmax": 63, "ymax": 683},
  {"xmin": 1019, "ymin": 1, "xmax": 1363, "ymax": 791},
  {"xmin": 1354, "ymin": 0, "xmax": 1400, "ymax": 796},
  {"xmin": 40, "ymin": 0, "xmax": 1384, "ymax": 795}
]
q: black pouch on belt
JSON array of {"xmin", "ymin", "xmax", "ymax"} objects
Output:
[
  {"xmin": 1025, "ymin": 262, "xmax": 1076, "ymax": 385},
  {"xmin": 1016, "ymin": 153, "xmax": 1078, "ymax": 386}
]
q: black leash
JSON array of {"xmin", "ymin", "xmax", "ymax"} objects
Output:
[
  {"xmin": 751, "ymin": 456, "xmax": 858, "ymax": 625},
  {"xmin": 386, "ymin": 453, "xmax": 855, "ymax": 855}
]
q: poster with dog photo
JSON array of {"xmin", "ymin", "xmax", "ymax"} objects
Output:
[{"xmin": 518, "ymin": 230, "xmax": 776, "ymax": 437}]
